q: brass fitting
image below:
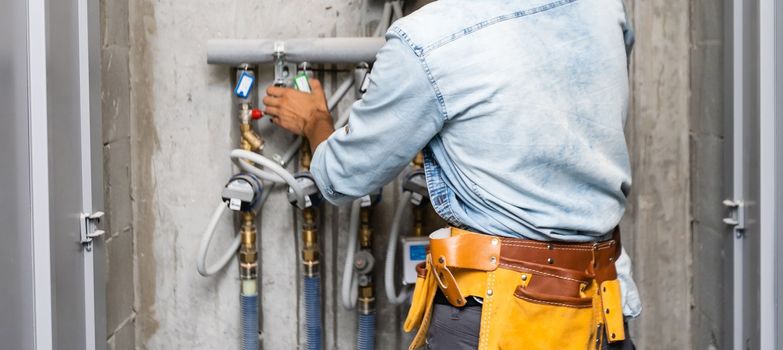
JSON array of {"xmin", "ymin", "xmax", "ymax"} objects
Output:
[
  {"xmin": 241, "ymin": 123, "xmax": 263, "ymax": 151},
  {"xmin": 359, "ymin": 207, "xmax": 372, "ymax": 249},
  {"xmin": 358, "ymin": 284, "xmax": 375, "ymax": 315},
  {"xmin": 300, "ymin": 139, "xmax": 312, "ymax": 171},
  {"xmin": 239, "ymin": 211, "xmax": 258, "ymax": 279},
  {"xmin": 301, "ymin": 207, "xmax": 320, "ymax": 276},
  {"xmin": 413, "ymin": 204, "xmax": 424, "ymax": 237},
  {"xmin": 413, "ymin": 152, "xmax": 424, "ymax": 169}
]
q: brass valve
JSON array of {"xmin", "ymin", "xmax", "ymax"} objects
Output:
[{"xmin": 240, "ymin": 123, "xmax": 263, "ymax": 151}]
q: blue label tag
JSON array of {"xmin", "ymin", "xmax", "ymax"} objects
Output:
[
  {"xmin": 409, "ymin": 245, "xmax": 427, "ymax": 261},
  {"xmin": 235, "ymin": 72, "xmax": 255, "ymax": 98}
]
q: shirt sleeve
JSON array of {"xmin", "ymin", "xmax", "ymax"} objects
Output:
[{"xmin": 310, "ymin": 30, "xmax": 446, "ymax": 205}]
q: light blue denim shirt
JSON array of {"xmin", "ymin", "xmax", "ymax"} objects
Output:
[{"xmin": 311, "ymin": 0, "xmax": 641, "ymax": 317}]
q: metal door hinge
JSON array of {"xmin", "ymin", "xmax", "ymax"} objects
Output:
[
  {"xmin": 723, "ymin": 199, "xmax": 746, "ymax": 238},
  {"xmin": 80, "ymin": 211, "xmax": 105, "ymax": 250}
]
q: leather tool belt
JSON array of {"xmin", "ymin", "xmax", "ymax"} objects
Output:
[{"xmin": 404, "ymin": 227, "xmax": 625, "ymax": 350}]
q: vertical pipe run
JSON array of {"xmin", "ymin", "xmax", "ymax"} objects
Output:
[
  {"xmin": 357, "ymin": 207, "xmax": 375, "ymax": 315},
  {"xmin": 300, "ymin": 138, "xmax": 322, "ymax": 349},
  {"xmin": 412, "ymin": 152, "xmax": 425, "ymax": 237},
  {"xmin": 356, "ymin": 206, "xmax": 376, "ymax": 350},
  {"xmin": 236, "ymin": 67, "xmax": 260, "ymax": 350}
]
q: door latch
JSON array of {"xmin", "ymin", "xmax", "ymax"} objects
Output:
[
  {"xmin": 722, "ymin": 199, "xmax": 745, "ymax": 238},
  {"xmin": 80, "ymin": 211, "xmax": 105, "ymax": 251}
]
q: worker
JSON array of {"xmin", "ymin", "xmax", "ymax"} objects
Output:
[{"xmin": 263, "ymin": 0, "xmax": 641, "ymax": 348}]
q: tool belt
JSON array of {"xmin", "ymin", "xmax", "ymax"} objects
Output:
[{"xmin": 404, "ymin": 227, "xmax": 625, "ymax": 350}]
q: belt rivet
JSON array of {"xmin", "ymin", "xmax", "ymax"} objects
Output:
[
  {"xmin": 491, "ymin": 238, "xmax": 499, "ymax": 245},
  {"xmin": 609, "ymin": 257, "xmax": 614, "ymax": 262},
  {"xmin": 547, "ymin": 244, "xmax": 553, "ymax": 250},
  {"xmin": 547, "ymin": 258, "xmax": 554, "ymax": 264},
  {"xmin": 521, "ymin": 274, "xmax": 528, "ymax": 281},
  {"xmin": 487, "ymin": 289, "xmax": 494, "ymax": 296},
  {"xmin": 605, "ymin": 308, "xmax": 610, "ymax": 314},
  {"xmin": 489, "ymin": 256, "xmax": 497, "ymax": 264},
  {"xmin": 457, "ymin": 298, "xmax": 463, "ymax": 304},
  {"xmin": 438, "ymin": 256, "xmax": 445, "ymax": 264}
]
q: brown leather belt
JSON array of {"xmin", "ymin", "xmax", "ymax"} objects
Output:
[{"xmin": 426, "ymin": 227, "xmax": 622, "ymax": 307}]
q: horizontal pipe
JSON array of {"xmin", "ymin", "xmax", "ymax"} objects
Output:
[{"xmin": 207, "ymin": 38, "xmax": 385, "ymax": 65}]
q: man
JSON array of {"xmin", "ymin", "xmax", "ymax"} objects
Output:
[{"xmin": 263, "ymin": 0, "xmax": 641, "ymax": 348}]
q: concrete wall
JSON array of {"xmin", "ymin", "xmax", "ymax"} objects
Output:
[
  {"xmin": 621, "ymin": 0, "xmax": 727, "ymax": 349},
  {"xmin": 621, "ymin": 0, "xmax": 693, "ymax": 348},
  {"xmin": 124, "ymin": 1, "xmax": 400, "ymax": 349},
  {"xmin": 101, "ymin": 0, "xmax": 135, "ymax": 348},
  {"xmin": 99, "ymin": 0, "xmax": 729, "ymax": 349},
  {"xmin": 689, "ymin": 0, "xmax": 730, "ymax": 348}
]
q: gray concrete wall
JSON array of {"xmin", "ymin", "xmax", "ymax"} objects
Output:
[
  {"xmin": 99, "ymin": 0, "xmax": 730, "ymax": 349},
  {"xmin": 620, "ymin": 1, "xmax": 729, "ymax": 349},
  {"xmin": 101, "ymin": 0, "xmax": 135, "ymax": 348},
  {"xmin": 621, "ymin": 1, "xmax": 692, "ymax": 348},
  {"xmin": 125, "ymin": 1, "xmax": 398, "ymax": 349},
  {"xmin": 689, "ymin": 0, "xmax": 730, "ymax": 348}
]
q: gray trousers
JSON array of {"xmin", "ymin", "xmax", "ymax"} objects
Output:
[{"xmin": 425, "ymin": 304, "xmax": 635, "ymax": 350}]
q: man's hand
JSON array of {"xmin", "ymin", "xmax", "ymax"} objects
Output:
[{"xmin": 263, "ymin": 79, "xmax": 335, "ymax": 151}]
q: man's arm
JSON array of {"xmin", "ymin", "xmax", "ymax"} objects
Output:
[{"xmin": 264, "ymin": 32, "xmax": 446, "ymax": 205}]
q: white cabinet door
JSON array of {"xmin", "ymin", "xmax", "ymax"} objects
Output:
[{"xmin": 0, "ymin": 0, "xmax": 105, "ymax": 349}]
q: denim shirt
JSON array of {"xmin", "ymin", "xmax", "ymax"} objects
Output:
[{"xmin": 311, "ymin": 0, "xmax": 641, "ymax": 317}]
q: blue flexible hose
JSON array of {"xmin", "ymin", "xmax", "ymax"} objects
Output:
[
  {"xmin": 357, "ymin": 313, "xmax": 376, "ymax": 350},
  {"xmin": 304, "ymin": 275, "xmax": 323, "ymax": 350},
  {"xmin": 241, "ymin": 293, "xmax": 259, "ymax": 350}
]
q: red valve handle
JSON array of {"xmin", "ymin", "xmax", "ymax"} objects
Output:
[{"xmin": 251, "ymin": 108, "xmax": 263, "ymax": 120}]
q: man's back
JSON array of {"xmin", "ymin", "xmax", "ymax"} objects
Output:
[
  {"xmin": 311, "ymin": 0, "xmax": 633, "ymax": 241},
  {"xmin": 402, "ymin": 0, "xmax": 633, "ymax": 242}
]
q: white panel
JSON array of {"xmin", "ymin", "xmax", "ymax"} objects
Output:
[
  {"xmin": 758, "ymin": 0, "xmax": 777, "ymax": 348},
  {"xmin": 28, "ymin": 0, "xmax": 54, "ymax": 347}
]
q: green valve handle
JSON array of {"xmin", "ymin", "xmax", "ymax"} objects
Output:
[{"xmin": 293, "ymin": 71, "xmax": 312, "ymax": 93}]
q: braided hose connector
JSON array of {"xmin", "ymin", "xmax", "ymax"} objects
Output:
[
  {"xmin": 241, "ymin": 293, "xmax": 259, "ymax": 350},
  {"xmin": 357, "ymin": 313, "xmax": 376, "ymax": 350},
  {"xmin": 304, "ymin": 275, "xmax": 323, "ymax": 350}
]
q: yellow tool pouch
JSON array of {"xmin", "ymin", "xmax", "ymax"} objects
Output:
[
  {"xmin": 404, "ymin": 228, "xmax": 626, "ymax": 350},
  {"xmin": 404, "ymin": 261, "xmax": 437, "ymax": 334}
]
